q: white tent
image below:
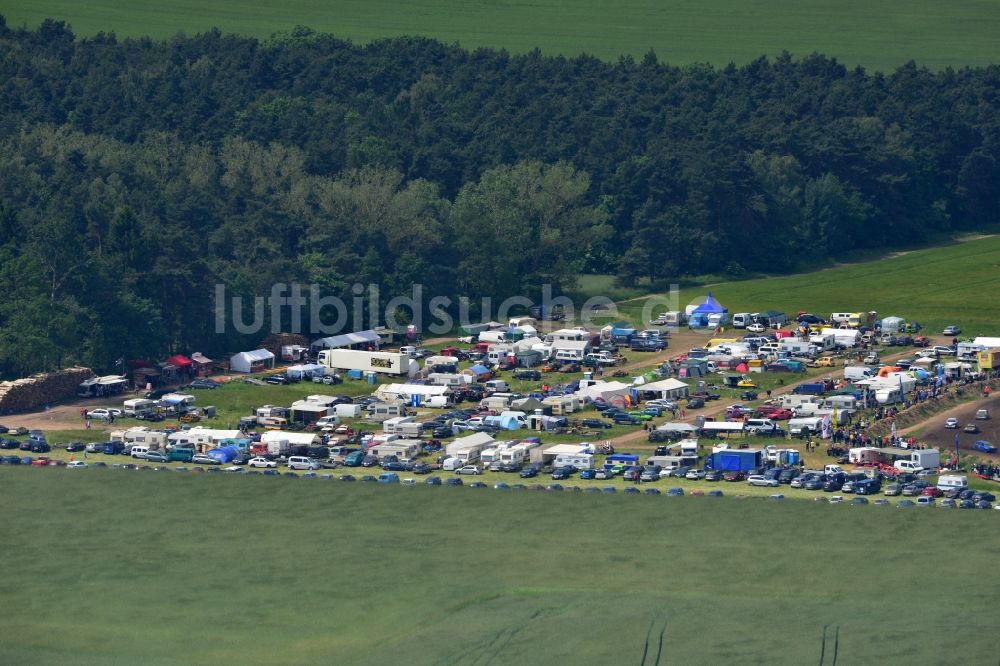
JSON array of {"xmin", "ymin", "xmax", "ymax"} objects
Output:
[
  {"xmin": 260, "ymin": 430, "xmax": 320, "ymax": 446},
  {"xmin": 311, "ymin": 330, "xmax": 381, "ymax": 350},
  {"xmin": 575, "ymin": 380, "xmax": 631, "ymax": 402},
  {"xmin": 637, "ymin": 378, "xmax": 690, "ymax": 400},
  {"xmin": 229, "ymin": 348, "xmax": 275, "ymax": 373},
  {"xmin": 880, "ymin": 316, "xmax": 905, "ymax": 334}
]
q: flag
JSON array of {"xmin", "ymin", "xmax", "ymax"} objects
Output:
[
  {"xmin": 891, "ymin": 420, "xmax": 897, "ymax": 440},
  {"xmin": 955, "ymin": 431, "xmax": 960, "ymax": 465}
]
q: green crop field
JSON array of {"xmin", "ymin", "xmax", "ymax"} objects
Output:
[
  {"xmin": 0, "ymin": 469, "xmax": 997, "ymax": 664},
  {"xmin": 4, "ymin": 0, "xmax": 1000, "ymax": 71},
  {"xmin": 609, "ymin": 235, "xmax": 1000, "ymax": 336}
]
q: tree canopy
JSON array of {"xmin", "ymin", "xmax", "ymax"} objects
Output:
[{"xmin": 0, "ymin": 19, "xmax": 997, "ymax": 377}]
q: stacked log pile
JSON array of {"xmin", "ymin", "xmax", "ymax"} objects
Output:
[
  {"xmin": 260, "ymin": 332, "xmax": 310, "ymax": 359},
  {"xmin": 0, "ymin": 367, "xmax": 94, "ymax": 414}
]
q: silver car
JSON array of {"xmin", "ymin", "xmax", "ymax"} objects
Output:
[
  {"xmin": 685, "ymin": 469, "xmax": 706, "ymax": 480},
  {"xmin": 747, "ymin": 474, "xmax": 779, "ymax": 487}
]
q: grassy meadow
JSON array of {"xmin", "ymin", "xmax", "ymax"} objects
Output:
[
  {"xmin": 4, "ymin": 0, "xmax": 1000, "ymax": 71},
  {"xmin": 0, "ymin": 468, "xmax": 998, "ymax": 664},
  {"xmin": 609, "ymin": 235, "xmax": 1000, "ymax": 336}
]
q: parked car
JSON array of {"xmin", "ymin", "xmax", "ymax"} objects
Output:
[
  {"xmin": 143, "ymin": 450, "xmax": 168, "ymax": 463},
  {"xmin": 551, "ymin": 466, "xmax": 576, "ymax": 480},
  {"xmin": 943, "ymin": 325, "xmax": 961, "ymax": 335},
  {"xmin": 188, "ymin": 378, "xmax": 220, "ymax": 389},
  {"xmin": 512, "ymin": 370, "xmax": 541, "ymax": 381},
  {"xmin": 747, "ymin": 474, "xmax": 778, "ymax": 487},
  {"xmin": 248, "ymin": 457, "xmax": 277, "ymax": 468},
  {"xmin": 455, "ymin": 465, "xmax": 482, "ymax": 475},
  {"xmin": 581, "ymin": 418, "xmax": 612, "ymax": 429},
  {"xmin": 191, "ymin": 453, "xmax": 220, "ymax": 465}
]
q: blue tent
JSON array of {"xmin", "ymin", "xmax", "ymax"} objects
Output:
[
  {"xmin": 692, "ymin": 292, "xmax": 727, "ymax": 314},
  {"xmin": 467, "ymin": 364, "xmax": 490, "ymax": 377}
]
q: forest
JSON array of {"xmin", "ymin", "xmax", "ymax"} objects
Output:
[{"xmin": 0, "ymin": 17, "xmax": 997, "ymax": 378}]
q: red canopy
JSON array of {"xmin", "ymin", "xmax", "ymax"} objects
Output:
[{"xmin": 165, "ymin": 354, "xmax": 193, "ymax": 367}]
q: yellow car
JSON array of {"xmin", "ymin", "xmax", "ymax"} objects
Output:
[
  {"xmin": 813, "ymin": 357, "xmax": 834, "ymax": 367},
  {"xmin": 736, "ymin": 378, "xmax": 758, "ymax": 388}
]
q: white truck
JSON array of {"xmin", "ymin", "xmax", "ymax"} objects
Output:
[{"xmin": 317, "ymin": 349, "xmax": 418, "ymax": 377}]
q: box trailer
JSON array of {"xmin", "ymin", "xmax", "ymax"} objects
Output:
[
  {"xmin": 317, "ymin": 349, "xmax": 418, "ymax": 377},
  {"xmin": 706, "ymin": 449, "xmax": 762, "ymax": 471}
]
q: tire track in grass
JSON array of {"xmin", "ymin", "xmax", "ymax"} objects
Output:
[
  {"xmin": 640, "ymin": 617, "xmax": 655, "ymax": 665},
  {"xmin": 831, "ymin": 625, "xmax": 840, "ymax": 666},
  {"xmin": 653, "ymin": 617, "xmax": 667, "ymax": 666},
  {"xmin": 480, "ymin": 609, "xmax": 543, "ymax": 666},
  {"xmin": 818, "ymin": 625, "xmax": 828, "ymax": 665}
]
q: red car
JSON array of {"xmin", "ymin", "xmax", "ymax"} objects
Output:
[
  {"xmin": 921, "ymin": 486, "xmax": 943, "ymax": 497},
  {"xmin": 723, "ymin": 471, "xmax": 747, "ymax": 482},
  {"xmin": 913, "ymin": 336, "xmax": 930, "ymax": 347},
  {"xmin": 768, "ymin": 408, "xmax": 794, "ymax": 420},
  {"xmin": 31, "ymin": 456, "xmax": 51, "ymax": 466}
]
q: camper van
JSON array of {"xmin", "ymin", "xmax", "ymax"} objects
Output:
[
  {"xmin": 553, "ymin": 453, "xmax": 594, "ymax": 471},
  {"xmin": 123, "ymin": 398, "xmax": 157, "ymax": 418},
  {"xmin": 937, "ymin": 474, "xmax": 968, "ymax": 492},
  {"xmin": 788, "ymin": 417, "xmax": 824, "ymax": 438},
  {"xmin": 366, "ymin": 403, "xmax": 409, "ymax": 422}
]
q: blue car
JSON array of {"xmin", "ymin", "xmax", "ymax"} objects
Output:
[
  {"xmin": 578, "ymin": 469, "xmax": 597, "ymax": 480},
  {"xmin": 973, "ymin": 440, "xmax": 997, "ymax": 453}
]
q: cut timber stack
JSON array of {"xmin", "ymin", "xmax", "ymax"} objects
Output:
[
  {"xmin": 260, "ymin": 332, "xmax": 310, "ymax": 359},
  {"xmin": 0, "ymin": 367, "xmax": 94, "ymax": 415}
]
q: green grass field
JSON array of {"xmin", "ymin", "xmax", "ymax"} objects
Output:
[
  {"xmin": 610, "ymin": 235, "xmax": 1000, "ymax": 336},
  {"xmin": 1, "ymin": 468, "xmax": 998, "ymax": 664},
  {"xmin": 4, "ymin": 0, "xmax": 1000, "ymax": 71}
]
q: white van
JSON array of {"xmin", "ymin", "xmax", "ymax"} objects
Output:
[
  {"xmin": 485, "ymin": 379, "xmax": 510, "ymax": 393},
  {"xmin": 287, "ymin": 456, "xmax": 320, "ymax": 470},
  {"xmin": 315, "ymin": 415, "xmax": 340, "ymax": 429},
  {"xmin": 744, "ymin": 418, "xmax": 776, "ymax": 435},
  {"xmin": 442, "ymin": 457, "xmax": 462, "ymax": 471},
  {"xmin": 555, "ymin": 348, "xmax": 585, "ymax": 362},
  {"xmin": 894, "ymin": 460, "xmax": 924, "ymax": 474},
  {"xmin": 130, "ymin": 445, "xmax": 149, "ymax": 459}
]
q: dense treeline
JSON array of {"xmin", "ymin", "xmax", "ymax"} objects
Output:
[{"xmin": 0, "ymin": 18, "xmax": 997, "ymax": 378}]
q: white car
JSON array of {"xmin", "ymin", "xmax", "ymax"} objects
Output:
[
  {"xmin": 454, "ymin": 465, "xmax": 482, "ymax": 475},
  {"xmin": 685, "ymin": 469, "xmax": 706, "ymax": 480},
  {"xmin": 85, "ymin": 409, "xmax": 112, "ymax": 420},
  {"xmin": 746, "ymin": 323, "xmax": 766, "ymax": 333},
  {"xmin": 944, "ymin": 417, "xmax": 959, "ymax": 429},
  {"xmin": 247, "ymin": 457, "xmax": 277, "ymax": 468},
  {"xmin": 67, "ymin": 461, "xmax": 88, "ymax": 468},
  {"xmin": 747, "ymin": 474, "xmax": 779, "ymax": 487}
]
